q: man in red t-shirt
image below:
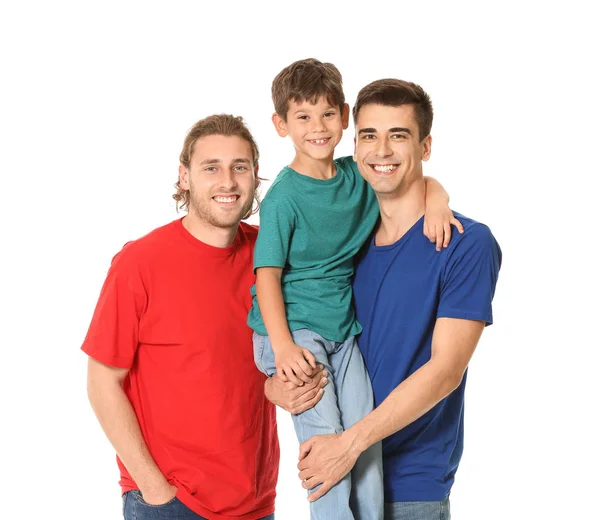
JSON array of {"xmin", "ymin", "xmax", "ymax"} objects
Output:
[{"xmin": 82, "ymin": 114, "xmax": 327, "ymax": 520}]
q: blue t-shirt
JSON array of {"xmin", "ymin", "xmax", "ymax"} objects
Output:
[{"xmin": 353, "ymin": 212, "xmax": 502, "ymax": 502}]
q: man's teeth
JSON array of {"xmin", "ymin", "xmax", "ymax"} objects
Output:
[
  {"xmin": 373, "ymin": 165, "xmax": 396, "ymax": 172},
  {"xmin": 214, "ymin": 196, "xmax": 237, "ymax": 203}
]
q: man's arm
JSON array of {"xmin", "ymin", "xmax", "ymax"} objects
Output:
[
  {"xmin": 87, "ymin": 357, "xmax": 176, "ymax": 505},
  {"xmin": 297, "ymin": 317, "xmax": 484, "ymax": 501}
]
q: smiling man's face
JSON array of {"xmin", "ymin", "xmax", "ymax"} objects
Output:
[
  {"xmin": 179, "ymin": 134, "xmax": 256, "ymax": 230},
  {"xmin": 354, "ymin": 103, "xmax": 431, "ymax": 198}
]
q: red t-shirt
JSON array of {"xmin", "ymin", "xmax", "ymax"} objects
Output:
[{"xmin": 81, "ymin": 219, "xmax": 279, "ymax": 520}]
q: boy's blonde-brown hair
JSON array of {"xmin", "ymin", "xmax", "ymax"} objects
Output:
[
  {"xmin": 173, "ymin": 114, "xmax": 261, "ymax": 217},
  {"xmin": 271, "ymin": 58, "xmax": 345, "ymax": 120}
]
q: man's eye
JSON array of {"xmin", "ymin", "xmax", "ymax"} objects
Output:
[
  {"xmin": 391, "ymin": 134, "xmax": 407, "ymax": 139},
  {"xmin": 205, "ymin": 167, "xmax": 217, "ymax": 172},
  {"xmin": 363, "ymin": 134, "xmax": 375, "ymax": 140},
  {"xmin": 234, "ymin": 166, "xmax": 248, "ymax": 172}
]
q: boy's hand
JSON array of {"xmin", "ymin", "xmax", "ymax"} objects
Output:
[
  {"xmin": 424, "ymin": 206, "xmax": 464, "ymax": 251},
  {"xmin": 275, "ymin": 343, "xmax": 317, "ymax": 386}
]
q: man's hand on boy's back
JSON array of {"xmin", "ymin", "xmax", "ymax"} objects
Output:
[{"xmin": 275, "ymin": 342, "xmax": 317, "ymax": 386}]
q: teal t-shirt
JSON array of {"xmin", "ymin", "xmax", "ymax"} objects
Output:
[{"xmin": 247, "ymin": 156, "xmax": 379, "ymax": 342}]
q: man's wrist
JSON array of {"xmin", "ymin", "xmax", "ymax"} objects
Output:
[
  {"xmin": 342, "ymin": 424, "xmax": 371, "ymax": 458},
  {"xmin": 138, "ymin": 473, "xmax": 170, "ymax": 496}
]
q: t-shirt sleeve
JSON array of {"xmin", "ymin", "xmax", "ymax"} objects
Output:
[
  {"xmin": 437, "ymin": 223, "xmax": 502, "ymax": 325},
  {"xmin": 254, "ymin": 194, "xmax": 295, "ymax": 270},
  {"xmin": 80, "ymin": 247, "xmax": 147, "ymax": 368}
]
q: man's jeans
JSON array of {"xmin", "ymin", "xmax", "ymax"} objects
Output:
[
  {"xmin": 254, "ymin": 328, "xmax": 384, "ymax": 520},
  {"xmin": 123, "ymin": 490, "xmax": 275, "ymax": 520},
  {"xmin": 385, "ymin": 499, "xmax": 450, "ymax": 520}
]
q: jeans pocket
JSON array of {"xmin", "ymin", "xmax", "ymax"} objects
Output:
[{"xmin": 132, "ymin": 490, "xmax": 179, "ymax": 508}]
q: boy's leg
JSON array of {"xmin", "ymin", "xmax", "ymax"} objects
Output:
[
  {"xmin": 254, "ymin": 329, "xmax": 355, "ymax": 520},
  {"xmin": 331, "ymin": 337, "xmax": 384, "ymax": 520}
]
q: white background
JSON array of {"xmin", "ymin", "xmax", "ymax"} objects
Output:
[{"xmin": 1, "ymin": 1, "xmax": 598, "ymax": 519}]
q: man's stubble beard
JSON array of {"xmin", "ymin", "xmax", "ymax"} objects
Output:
[{"xmin": 189, "ymin": 194, "xmax": 253, "ymax": 229}]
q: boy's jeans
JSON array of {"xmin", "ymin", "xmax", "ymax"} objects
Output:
[
  {"xmin": 122, "ymin": 490, "xmax": 275, "ymax": 520},
  {"xmin": 254, "ymin": 328, "xmax": 384, "ymax": 520}
]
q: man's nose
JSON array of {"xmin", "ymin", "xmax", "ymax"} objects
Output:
[
  {"xmin": 219, "ymin": 170, "xmax": 237, "ymax": 189},
  {"xmin": 375, "ymin": 139, "xmax": 392, "ymax": 157}
]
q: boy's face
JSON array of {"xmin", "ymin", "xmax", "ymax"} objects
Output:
[
  {"xmin": 273, "ymin": 96, "xmax": 349, "ymax": 161},
  {"xmin": 178, "ymin": 134, "xmax": 256, "ymax": 230},
  {"xmin": 353, "ymin": 103, "xmax": 431, "ymax": 198}
]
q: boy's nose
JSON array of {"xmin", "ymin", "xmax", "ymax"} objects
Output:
[{"xmin": 310, "ymin": 119, "xmax": 327, "ymax": 133}]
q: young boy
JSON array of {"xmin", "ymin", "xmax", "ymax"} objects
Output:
[{"xmin": 248, "ymin": 59, "xmax": 460, "ymax": 519}]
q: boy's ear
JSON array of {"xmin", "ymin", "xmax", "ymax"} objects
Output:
[
  {"xmin": 178, "ymin": 164, "xmax": 190, "ymax": 189},
  {"xmin": 272, "ymin": 112, "xmax": 288, "ymax": 138},
  {"xmin": 342, "ymin": 103, "xmax": 350, "ymax": 130}
]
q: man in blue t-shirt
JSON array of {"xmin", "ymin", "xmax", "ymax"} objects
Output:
[{"xmin": 284, "ymin": 78, "xmax": 502, "ymax": 519}]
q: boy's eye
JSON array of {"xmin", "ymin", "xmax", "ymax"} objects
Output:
[
  {"xmin": 324, "ymin": 112, "xmax": 335, "ymax": 118},
  {"xmin": 298, "ymin": 115, "xmax": 309, "ymax": 120}
]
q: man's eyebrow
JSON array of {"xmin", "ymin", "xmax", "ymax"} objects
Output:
[
  {"xmin": 358, "ymin": 127, "xmax": 377, "ymax": 135},
  {"xmin": 199, "ymin": 158, "xmax": 252, "ymax": 165},
  {"xmin": 389, "ymin": 127, "xmax": 411, "ymax": 134},
  {"xmin": 199, "ymin": 158, "xmax": 221, "ymax": 165}
]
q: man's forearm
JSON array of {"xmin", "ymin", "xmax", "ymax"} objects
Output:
[
  {"xmin": 344, "ymin": 360, "xmax": 462, "ymax": 455},
  {"xmin": 88, "ymin": 379, "xmax": 168, "ymax": 494}
]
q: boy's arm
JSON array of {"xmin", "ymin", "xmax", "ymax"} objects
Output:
[
  {"xmin": 256, "ymin": 267, "xmax": 317, "ymax": 385},
  {"xmin": 87, "ymin": 357, "xmax": 177, "ymax": 505},
  {"xmin": 423, "ymin": 176, "xmax": 464, "ymax": 251}
]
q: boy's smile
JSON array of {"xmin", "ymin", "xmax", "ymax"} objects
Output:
[{"xmin": 307, "ymin": 137, "xmax": 332, "ymax": 146}]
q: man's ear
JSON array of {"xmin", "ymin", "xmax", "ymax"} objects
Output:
[
  {"xmin": 422, "ymin": 135, "xmax": 432, "ymax": 162},
  {"xmin": 353, "ymin": 136, "xmax": 357, "ymax": 162},
  {"xmin": 272, "ymin": 112, "xmax": 288, "ymax": 138},
  {"xmin": 178, "ymin": 164, "xmax": 190, "ymax": 189}
]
